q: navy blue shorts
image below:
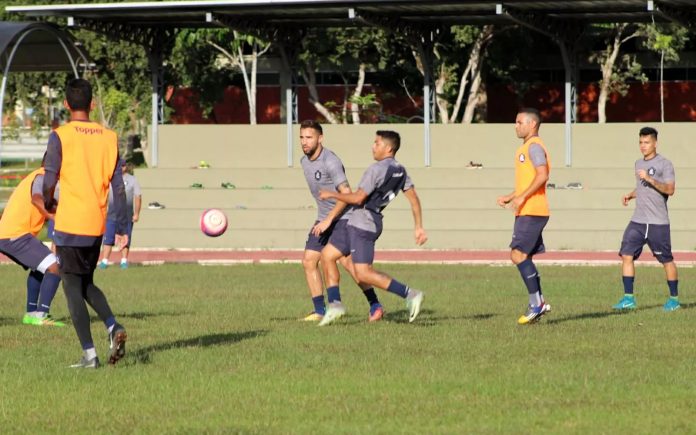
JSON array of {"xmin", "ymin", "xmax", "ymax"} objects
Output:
[
  {"xmin": 510, "ymin": 215, "xmax": 549, "ymax": 256},
  {"xmin": 0, "ymin": 234, "xmax": 56, "ymax": 273},
  {"xmin": 103, "ymin": 219, "xmax": 133, "ymax": 248},
  {"xmin": 329, "ymin": 220, "xmax": 383, "ymax": 264},
  {"xmin": 327, "ymin": 220, "xmax": 351, "ymax": 256},
  {"xmin": 620, "ymin": 221, "xmax": 673, "ymax": 263},
  {"xmin": 347, "ymin": 225, "xmax": 382, "ymax": 264},
  {"xmin": 304, "ymin": 220, "xmax": 337, "ymax": 252}
]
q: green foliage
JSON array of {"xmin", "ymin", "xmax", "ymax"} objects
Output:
[{"xmin": 642, "ymin": 23, "xmax": 689, "ymax": 62}]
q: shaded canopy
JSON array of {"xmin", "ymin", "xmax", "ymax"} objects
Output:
[{"xmin": 0, "ymin": 21, "xmax": 88, "ymax": 73}]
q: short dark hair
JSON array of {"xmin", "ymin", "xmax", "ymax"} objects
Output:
[
  {"xmin": 518, "ymin": 107, "xmax": 541, "ymax": 126},
  {"xmin": 376, "ymin": 130, "xmax": 401, "ymax": 154},
  {"xmin": 639, "ymin": 126, "xmax": 658, "ymax": 139},
  {"xmin": 65, "ymin": 78, "xmax": 92, "ymax": 111},
  {"xmin": 300, "ymin": 119, "xmax": 323, "ymax": 134}
]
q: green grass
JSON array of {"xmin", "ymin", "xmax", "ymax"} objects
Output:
[{"xmin": 1, "ymin": 264, "xmax": 694, "ymax": 434}]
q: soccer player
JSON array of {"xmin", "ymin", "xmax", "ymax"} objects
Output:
[
  {"xmin": 43, "ymin": 78, "xmax": 129, "ymax": 368},
  {"xmin": 299, "ymin": 120, "xmax": 384, "ymax": 322},
  {"xmin": 98, "ymin": 160, "xmax": 142, "ymax": 269},
  {"xmin": 0, "ymin": 160, "xmax": 63, "ymax": 326},
  {"xmin": 613, "ymin": 127, "xmax": 680, "ymax": 312},
  {"xmin": 317, "ymin": 130, "xmax": 427, "ymax": 326},
  {"xmin": 497, "ymin": 107, "xmax": 552, "ymax": 325}
]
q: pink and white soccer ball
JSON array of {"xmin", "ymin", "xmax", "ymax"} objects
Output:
[{"xmin": 200, "ymin": 208, "xmax": 228, "ymax": 237}]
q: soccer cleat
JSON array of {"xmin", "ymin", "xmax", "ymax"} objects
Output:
[
  {"xmin": 406, "ymin": 290, "xmax": 424, "ymax": 323},
  {"xmin": 98, "ymin": 261, "xmax": 108, "ymax": 269},
  {"xmin": 120, "ymin": 261, "xmax": 128, "ymax": 270},
  {"xmin": 317, "ymin": 302, "xmax": 346, "ymax": 326},
  {"xmin": 517, "ymin": 302, "xmax": 550, "ymax": 325},
  {"xmin": 147, "ymin": 201, "xmax": 165, "ymax": 210},
  {"xmin": 368, "ymin": 303, "xmax": 384, "ymax": 322},
  {"xmin": 300, "ymin": 312, "xmax": 324, "ymax": 322},
  {"xmin": 37, "ymin": 314, "xmax": 65, "ymax": 327},
  {"xmin": 612, "ymin": 295, "xmax": 637, "ymax": 310},
  {"xmin": 221, "ymin": 182, "xmax": 236, "ymax": 189},
  {"xmin": 108, "ymin": 324, "xmax": 127, "ymax": 365},
  {"xmin": 70, "ymin": 356, "xmax": 100, "ymax": 369},
  {"xmin": 22, "ymin": 313, "xmax": 65, "ymax": 327},
  {"xmin": 663, "ymin": 297, "xmax": 680, "ymax": 312},
  {"xmin": 190, "ymin": 182, "xmax": 203, "ymax": 189}
]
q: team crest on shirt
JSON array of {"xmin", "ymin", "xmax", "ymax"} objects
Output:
[
  {"xmin": 519, "ymin": 154, "xmax": 526, "ymax": 162},
  {"xmin": 314, "ymin": 170, "xmax": 322, "ymax": 180},
  {"xmin": 648, "ymin": 167, "xmax": 656, "ymax": 176}
]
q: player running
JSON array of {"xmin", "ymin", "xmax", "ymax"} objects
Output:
[
  {"xmin": 497, "ymin": 108, "xmax": 552, "ymax": 325},
  {"xmin": 299, "ymin": 120, "xmax": 384, "ymax": 322},
  {"xmin": 317, "ymin": 130, "xmax": 427, "ymax": 326},
  {"xmin": 614, "ymin": 126, "xmax": 680, "ymax": 312},
  {"xmin": 43, "ymin": 78, "xmax": 129, "ymax": 368}
]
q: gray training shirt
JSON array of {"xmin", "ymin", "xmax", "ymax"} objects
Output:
[
  {"xmin": 348, "ymin": 157, "xmax": 413, "ymax": 233},
  {"xmin": 108, "ymin": 173, "xmax": 141, "ymax": 221},
  {"xmin": 631, "ymin": 154, "xmax": 675, "ymax": 225},
  {"xmin": 301, "ymin": 147, "xmax": 348, "ymax": 221}
]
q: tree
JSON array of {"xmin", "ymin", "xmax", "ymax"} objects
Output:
[
  {"xmin": 408, "ymin": 25, "xmax": 497, "ymax": 124},
  {"xmin": 297, "ymin": 27, "xmax": 385, "ymax": 124},
  {"xmin": 590, "ymin": 23, "xmax": 646, "ymax": 123},
  {"xmin": 171, "ymin": 28, "xmax": 270, "ymax": 124},
  {"xmin": 642, "ymin": 23, "xmax": 689, "ymax": 122}
]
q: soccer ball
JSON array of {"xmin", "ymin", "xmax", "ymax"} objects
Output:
[{"xmin": 200, "ymin": 208, "xmax": 228, "ymax": 237}]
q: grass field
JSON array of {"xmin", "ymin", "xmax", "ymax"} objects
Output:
[{"xmin": 1, "ymin": 263, "xmax": 694, "ymax": 434}]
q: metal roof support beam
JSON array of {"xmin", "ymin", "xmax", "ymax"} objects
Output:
[{"xmin": 497, "ymin": 5, "xmax": 581, "ymax": 166}]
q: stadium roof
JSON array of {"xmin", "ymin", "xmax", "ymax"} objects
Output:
[
  {"xmin": 0, "ymin": 21, "xmax": 87, "ymax": 72},
  {"xmin": 5, "ymin": 0, "xmax": 696, "ymax": 30}
]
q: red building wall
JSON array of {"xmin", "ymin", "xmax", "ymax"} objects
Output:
[
  {"xmin": 168, "ymin": 81, "xmax": 696, "ymax": 124},
  {"xmin": 167, "ymin": 84, "xmax": 422, "ymax": 124}
]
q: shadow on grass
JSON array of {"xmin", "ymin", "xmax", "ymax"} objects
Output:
[
  {"xmin": 545, "ymin": 304, "xmax": 662, "ymax": 325},
  {"xmin": 678, "ymin": 302, "xmax": 695, "ymax": 310},
  {"xmin": 0, "ymin": 316, "xmax": 16, "ymax": 326},
  {"xmin": 128, "ymin": 329, "xmax": 268, "ymax": 365},
  {"xmin": 88, "ymin": 310, "xmax": 192, "ymax": 323}
]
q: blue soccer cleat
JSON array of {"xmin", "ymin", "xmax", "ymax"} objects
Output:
[
  {"xmin": 663, "ymin": 297, "xmax": 680, "ymax": 312},
  {"xmin": 612, "ymin": 295, "xmax": 636, "ymax": 310}
]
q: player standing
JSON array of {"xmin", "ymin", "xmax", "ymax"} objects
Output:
[
  {"xmin": 43, "ymin": 78, "xmax": 129, "ymax": 368},
  {"xmin": 614, "ymin": 127, "xmax": 680, "ymax": 312},
  {"xmin": 99, "ymin": 159, "xmax": 142, "ymax": 269},
  {"xmin": 318, "ymin": 130, "xmax": 427, "ymax": 326},
  {"xmin": 497, "ymin": 108, "xmax": 552, "ymax": 325},
  {"xmin": 299, "ymin": 120, "xmax": 383, "ymax": 322}
]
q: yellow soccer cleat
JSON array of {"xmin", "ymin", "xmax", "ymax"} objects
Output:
[{"xmin": 300, "ymin": 312, "xmax": 324, "ymax": 322}]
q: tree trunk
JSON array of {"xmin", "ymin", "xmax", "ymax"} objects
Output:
[
  {"xmin": 451, "ymin": 25, "xmax": 494, "ymax": 123},
  {"xmin": 435, "ymin": 63, "xmax": 449, "ymax": 124},
  {"xmin": 351, "ymin": 63, "xmax": 366, "ymax": 124},
  {"xmin": 598, "ymin": 25, "xmax": 625, "ymax": 123},
  {"xmin": 462, "ymin": 64, "xmax": 484, "ymax": 123},
  {"xmin": 249, "ymin": 43, "xmax": 258, "ymax": 125},
  {"xmin": 301, "ymin": 64, "xmax": 339, "ymax": 124}
]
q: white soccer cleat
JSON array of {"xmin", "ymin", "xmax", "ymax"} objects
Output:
[
  {"xmin": 406, "ymin": 290, "xmax": 424, "ymax": 323},
  {"xmin": 318, "ymin": 302, "xmax": 346, "ymax": 326}
]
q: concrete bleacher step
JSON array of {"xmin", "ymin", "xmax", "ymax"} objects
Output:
[{"xmin": 132, "ymin": 165, "xmax": 696, "ymax": 250}]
